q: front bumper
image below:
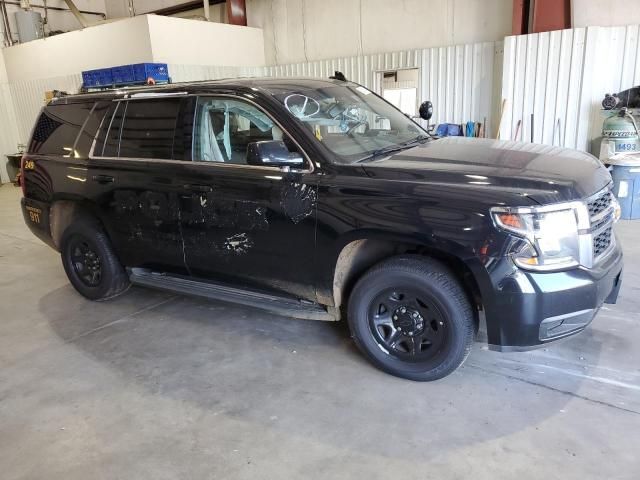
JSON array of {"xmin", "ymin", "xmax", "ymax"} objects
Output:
[{"xmin": 483, "ymin": 240, "xmax": 623, "ymax": 351}]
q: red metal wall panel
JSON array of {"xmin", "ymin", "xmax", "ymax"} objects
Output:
[
  {"xmin": 227, "ymin": 0, "xmax": 247, "ymax": 26},
  {"xmin": 512, "ymin": 0, "xmax": 528, "ymax": 35},
  {"xmin": 532, "ymin": 0, "xmax": 571, "ymax": 33}
]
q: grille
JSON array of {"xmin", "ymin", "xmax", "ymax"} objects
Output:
[
  {"xmin": 588, "ymin": 189, "xmax": 615, "ymax": 261},
  {"xmin": 593, "ymin": 227, "xmax": 613, "ymax": 257},
  {"xmin": 591, "ymin": 216, "xmax": 610, "ymax": 233},
  {"xmin": 587, "ymin": 190, "xmax": 613, "ymax": 217}
]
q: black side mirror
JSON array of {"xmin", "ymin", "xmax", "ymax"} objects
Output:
[
  {"xmin": 247, "ymin": 140, "xmax": 304, "ymax": 168},
  {"xmin": 419, "ymin": 101, "xmax": 433, "ymax": 121}
]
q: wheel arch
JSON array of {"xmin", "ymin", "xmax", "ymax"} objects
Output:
[
  {"xmin": 50, "ymin": 196, "xmax": 106, "ymax": 250},
  {"xmin": 331, "ymin": 232, "xmax": 484, "ymax": 326}
]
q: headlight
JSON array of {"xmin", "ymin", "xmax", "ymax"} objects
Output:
[
  {"xmin": 611, "ymin": 195, "xmax": 622, "ymax": 222},
  {"xmin": 491, "ymin": 205, "xmax": 584, "ymax": 271}
]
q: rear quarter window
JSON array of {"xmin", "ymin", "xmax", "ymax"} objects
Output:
[
  {"xmin": 74, "ymin": 101, "xmax": 111, "ymax": 158},
  {"xmin": 28, "ymin": 102, "xmax": 93, "ymax": 156},
  {"xmin": 93, "ymin": 97, "xmax": 190, "ymax": 160}
]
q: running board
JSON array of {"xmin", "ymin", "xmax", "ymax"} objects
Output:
[{"xmin": 129, "ymin": 269, "xmax": 334, "ymax": 321}]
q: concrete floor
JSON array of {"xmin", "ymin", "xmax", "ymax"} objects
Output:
[{"xmin": 1, "ymin": 184, "xmax": 639, "ymax": 480}]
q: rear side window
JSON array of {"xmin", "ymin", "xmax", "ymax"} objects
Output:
[
  {"xmin": 102, "ymin": 102, "xmax": 125, "ymax": 157},
  {"xmin": 93, "ymin": 98, "xmax": 183, "ymax": 160},
  {"xmin": 29, "ymin": 102, "xmax": 93, "ymax": 155},
  {"xmin": 74, "ymin": 101, "xmax": 111, "ymax": 158}
]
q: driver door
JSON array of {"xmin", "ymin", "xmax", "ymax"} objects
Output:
[{"xmin": 179, "ymin": 95, "xmax": 319, "ymax": 301}]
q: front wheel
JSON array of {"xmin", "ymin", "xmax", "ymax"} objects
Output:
[{"xmin": 347, "ymin": 256, "xmax": 475, "ymax": 381}]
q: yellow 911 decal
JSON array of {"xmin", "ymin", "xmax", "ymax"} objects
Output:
[{"xmin": 25, "ymin": 205, "xmax": 41, "ymax": 224}]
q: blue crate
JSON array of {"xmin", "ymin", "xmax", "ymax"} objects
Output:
[
  {"xmin": 132, "ymin": 63, "xmax": 169, "ymax": 83},
  {"xmin": 111, "ymin": 64, "xmax": 136, "ymax": 84},
  {"xmin": 81, "ymin": 68, "xmax": 113, "ymax": 88},
  {"xmin": 82, "ymin": 63, "xmax": 169, "ymax": 89}
]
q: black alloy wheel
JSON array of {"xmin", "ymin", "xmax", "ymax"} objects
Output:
[
  {"xmin": 348, "ymin": 255, "xmax": 475, "ymax": 381},
  {"xmin": 369, "ymin": 288, "xmax": 447, "ymax": 361},
  {"xmin": 68, "ymin": 235, "xmax": 103, "ymax": 287}
]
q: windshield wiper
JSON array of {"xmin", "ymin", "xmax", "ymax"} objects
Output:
[{"xmin": 356, "ymin": 135, "xmax": 430, "ymax": 163}]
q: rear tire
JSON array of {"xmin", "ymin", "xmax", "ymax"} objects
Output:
[
  {"xmin": 347, "ymin": 255, "xmax": 474, "ymax": 381},
  {"xmin": 60, "ymin": 218, "xmax": 130, "ymax": 301}
]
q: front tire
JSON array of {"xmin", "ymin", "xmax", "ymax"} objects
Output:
[
  {"xmin": 347, "ymin": 255, "xmax": 475, "ymax": 381},
  {"xmin": 60, "ymin": 218, "xmax": 130, "ymax": 301}
]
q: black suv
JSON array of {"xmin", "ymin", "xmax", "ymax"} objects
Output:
[{"xmin": 20, "ymin": 78, "xmax": 623, "ymax": 381}]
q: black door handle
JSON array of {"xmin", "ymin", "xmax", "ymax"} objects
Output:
[
  {"xmin": 184, "ymin": 184, "xmax": 213, "ymax": 192},
  {"xmin": 92, "ymin": 174, "xmax": 114, "ymax": 184}
]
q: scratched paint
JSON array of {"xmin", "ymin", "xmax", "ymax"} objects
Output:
[
  {"xmin": 223, "ymin": 233, "xmax": 253, "ymax": 254},
  {"xmin": 112, "ymin": 190, "xmax": 269, "ymax": 231},
  {"xmin": 281, "ymin": 182, "xmax": 317, "ymax": 224}
]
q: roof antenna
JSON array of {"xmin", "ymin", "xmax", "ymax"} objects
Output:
[{"xmin": 329, "ymin": 71, "xmax": 347, "ymax": 82}]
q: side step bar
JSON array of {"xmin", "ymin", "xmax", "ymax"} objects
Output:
[{"xmin": 129, "ymin": 269, "xmax": 335, "ymax": 321}]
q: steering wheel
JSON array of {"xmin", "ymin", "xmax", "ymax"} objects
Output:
[
  {"xmin": 346, "ymin": 120, "xmax": 368, "ymax": 136},
  {"xmin": 284, "ymin": 94, "xmax": 321, "ymax": 119}
]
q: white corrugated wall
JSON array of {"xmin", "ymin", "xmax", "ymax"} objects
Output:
[
  {"xmin": 262, "ymin": 42, "xmax": 502, "ymax": 131},
  {"xmin": 499, "ymin": 24, "xmax": 640, "ymax": 153},
  {"xmin": 0, "ymin": 83, "xmax": 20, "ymax": 183},
  {"xmin": 10, "ymin": 74, "xmax": 84, "ymax": 144}
]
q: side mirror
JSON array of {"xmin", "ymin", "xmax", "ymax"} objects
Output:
[
  {"xmin": 419, "ymin": 101, "xmax": 433, "ymax": 121},
  {"xmin": 246, "ymin": 140, "xmax": 305, "ymax": 168}
]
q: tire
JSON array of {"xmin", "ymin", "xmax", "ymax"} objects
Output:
[
  {"xmin": 347, "ymin": 255, "xmax": 475, "ymax": 381},
  {"xmin": 60, "ymin": 218, "xmax": 130, "ymax": 301}
]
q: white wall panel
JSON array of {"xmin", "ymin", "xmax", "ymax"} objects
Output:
[
  {"xmin": 0, "ymin": 84, "xmax": 19, "ymax": 183},
  {"xmin": 244, "ymin": 0, "xmax": 511, "ymax": 65},
  {"xmin": 500, "ymin": 25, "xmax": 640, "ymax": 153},
  {"xmin": 9, "ymin": 74, "xmax": 83, "ymax": 143}
]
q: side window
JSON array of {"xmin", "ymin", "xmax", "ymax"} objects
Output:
[
  {"xmin": 118, "ymin": 99, "xmax": 181, "ymax": 159},
  {"xmin": 75, "ymin": 101, "xmax": 111, "ymax": 158},
  {"xmin": 193, "ymin": 96, "xmax": 301, "ymax": 165},
  {"xmin": 29, "ymin": 102, "xmax": 93, "ymax": 155},
  {"xmin": 98, "ymin": 101, "xmax": 125, "ymax": 157},
  {"xmin": 93, "ymin": 102, "xmax": 118, "ymax": 157},
  {"xmin": 93, "ymin": 98, "xmax": 183, "ymax": 160}
]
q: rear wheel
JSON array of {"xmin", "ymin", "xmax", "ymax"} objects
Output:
[
  {"xmin": 347, "ymin": 255, "xmax": 474, "ymax": 381},
  {"xmin": 60, "ymin": 219, "xmax": 130, "ymax": 301}
]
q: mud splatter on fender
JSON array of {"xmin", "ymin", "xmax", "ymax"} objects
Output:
[{"xmin": 281, "ymin": 182, "xmax": 317, "ymax": 224}]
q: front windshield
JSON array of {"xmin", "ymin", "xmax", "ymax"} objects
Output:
[{"xmin": 273, "ymin": 83, "xmax": 428, "ymax": 163}]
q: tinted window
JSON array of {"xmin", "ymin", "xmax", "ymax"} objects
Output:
[
  {"xmin": 75, "ymin": 101, "xmax": 111, "ymax": 158},
  {"xmin": 100, "ymin": 102, "xmax": 125, "ymax": 157},
  {"xmin": 118, "ymin": 99, "xmax": 181, "ymax": 159},
  {"xmin": 93, "ymin": 102, "xmax": 117, "ymax": 157},
  {"xmin": 29, "ymin": 102, "xmax": 93, "ymax": 155},
  {"xmin": 173, "ymin": 97, "xmax": 196, "ymax": 161},
  {"xmin": 193, "ymin": 97, "xmax": 300, "ymax": 165}
]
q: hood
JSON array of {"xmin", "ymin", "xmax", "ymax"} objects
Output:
[{"xmin": 361, "ymin": 137, "xmax": 611, "ymax": 204}]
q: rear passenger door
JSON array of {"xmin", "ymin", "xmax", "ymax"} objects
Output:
[{"xmin": 88, "ymin": 95, "xmax": 196, "ymax": 275}]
